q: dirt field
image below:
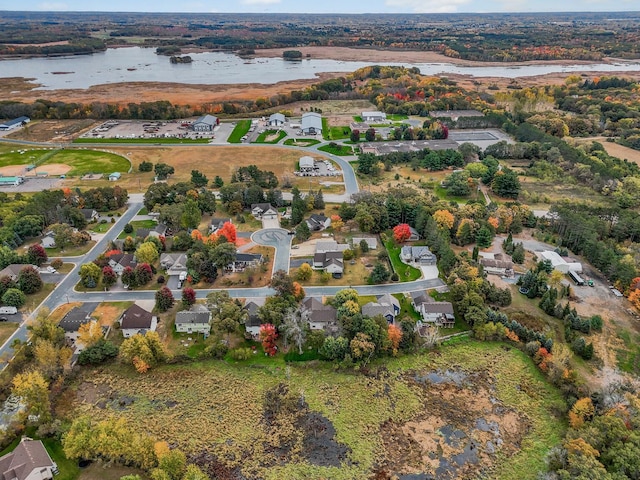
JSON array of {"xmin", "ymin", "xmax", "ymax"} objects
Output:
[
  {"xmin": 0, "ymin": 163, "xmax": 71, "ymax": 176},
  {"xmin": 583, "ymin": 138, "xmax": 640, "ymax": 165},
  {"xmin": 6, "ymin": 119, "xmax": 97, "ymax": 142}
]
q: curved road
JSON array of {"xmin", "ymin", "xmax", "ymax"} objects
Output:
[{"xmin": 251, "ymin": 228, "xmax": 292, "ymax": 274}]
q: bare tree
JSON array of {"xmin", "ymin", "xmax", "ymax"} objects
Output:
[
  {"xmin": 282, "ymin": 307, "xmax": 309, "ymax": 355},
  {"xmin": 419, "ymin": 325, "xmax": 440, "ymax": 349}
]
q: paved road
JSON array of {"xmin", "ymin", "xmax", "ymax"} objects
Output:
[
  {"xmin": 0, "ymin": 196, "xmax": 144, "ymax": 367},
  {"xmin": 251, "ymin": 228, "xmax": 292, "ymax": 274}
]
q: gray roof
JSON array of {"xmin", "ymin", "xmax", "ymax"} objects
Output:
[
  {"xmin": 352, "ymin": 236, "xmax": 378, "ymax": 249},
  {"xmin": 251, "ymin": 203, "xmax": 276, "ymax": 213},
  {"xmin": 362, "ymin": 111, "xmax": 386, "ymax": 118},
  {"xmin": 0, "ymin": 438, "xmax": 54, "ymax": 480},
  {"xmin": 80, "ymin": 208, "xmax": 97, "ymax": 219},
  {"xmin": 120, "ymin": 304, "xmax": 154, "ymax": 330},
  {"xmin": 0, "ymin": 264, "xmax": 37, "ymax": 279},
  {"xmin": 193, "ymin": 114, "xmax": 218, "ymax": 126},
  {"xmin": 0, "ymin": 116, "xmax": 29, "ymax": 128},
  {"xmin": 235, "ymin": 253, "xmax": 263, "ymax": 263},
  {"xmin": 210, "ymin": 217, "xmax": 231, "ymax": 228},
  {"xmin": 269, "ymin": 113, "xmax": 285, "ymax": 122},
  {"xmin": 410, "ymin": 290, "xmax": 432, "ymax": 306},
  {"xmin": 175, "ymin": 304, "xmax": 211, "ymax": 325},
  {"xmin": 362, "ymin": 302, "xmax": 394, "ymax": 319},
  {"xmin": 301, "ymin": 112, "xmax": 322, "ymax": 131},
  {"xmin": 302, "ymin": 297, "xmax": 337, "ymax": 324},
  {"xmin": 421, "ymin": 302, "xmax": 455, "ymax": 315}
]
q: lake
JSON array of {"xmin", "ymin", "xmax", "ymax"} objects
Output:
[{"xmin": 3, "ymin": 46, "xmax": 640, "ymax": 90}]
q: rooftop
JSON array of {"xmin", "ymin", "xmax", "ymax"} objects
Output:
[{"xmin": 120, "ymin": 304, "xmax": 154, "ymax": 330}]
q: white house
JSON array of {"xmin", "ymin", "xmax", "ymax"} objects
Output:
[
  {"xmin": 175, "ymin": 304, "xmax": 211, "ymax": 334},
  {"xmin": 268, "ymin": 113, "xmax": 286, "ymax": 127},
  {"xmin": 352, "ymin": 236, "xmax": 378, "ymax": 250},
  {"xmin": 306, "ymin": 213, "xmax": 331, "ymax": 231},
  {"xmin": 80, "ymin": 209, "xmax": 100, "ymax": 223},
  {"xmin": 108, "ymin": 253, "xmax": 136, "ymax": 275},
  {"xmin": 58, "ymin": 307, "xmax": 93, "ymax": 343},
  {"xmin": 313, "ymin": 251, "xmax": 343, "ymax": 276},
  {"xmin": 301, "ymin": 112, "xmax": 322, "ymax": 135},
  {"xmin": 251, "ymin": 203, "xmax": 278, "ymax": 219},
  {"xmin": 361, "ymin": 111, "xmax": 387, "ymax": 123},
  {"xmin": 243, "ymin": 297, "xmax": 265, "ymax": 338},
  {"xmin": 299, "ymin": 156, "xmax": 316, "ymax": 172},
  {"xmin": 160, "ymin": 253, "xmax": 188, "ymax": 276},
  {"xmin": 479, "ymin": 253, "xmax": 514, "ymax": 277},
  {"xmin": 108, "ymin": 172, "xmax": 121, "ymax": 182},
  {"xmin": 191, "ymin": 114, "xmax": 218, "ymax": 132},
  {"xmin": 119, "ymin": 304, "xmax": 157, "ymax": 338},
  {"xmin": 410, "ymin": 291, "xmax": 455, "ymax": 328},
  {"xmin": 400, "ymin": 246, "xmax": 437, "ymax": 265},
  {"xmin": 0, "ymin": 438, "xmax": 56, "ymax": 480}
]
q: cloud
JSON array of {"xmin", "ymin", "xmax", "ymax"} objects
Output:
[
  {"xmin": 241, "ymin": 0, "xmax": 281, "ymax": 4},
  {"xmin": 385, "ymin": 0, "xmax": 470, "ymax": 13},
  {"xmin": 37, "ymin": 2, "xmax": 68, "ymax": 9}
]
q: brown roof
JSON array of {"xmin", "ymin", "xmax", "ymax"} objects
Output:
[
  {"xmin": 120, "ymin": 304, "xmax": 154, "ymax": 330},
  {"xmin": 0, "ymin": 438, "xmax": 54, "ymax": 480}
]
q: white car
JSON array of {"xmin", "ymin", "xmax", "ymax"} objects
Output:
[{"xmin": 46, "ymin": 266, "xmax": 57, "ymax": 274}]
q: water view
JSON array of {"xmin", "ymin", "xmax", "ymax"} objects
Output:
[{"xmin": 3, "ymin": 46, "xmax": 640, "ymax": 90}]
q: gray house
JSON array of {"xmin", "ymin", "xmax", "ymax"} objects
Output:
[
  {"xmin": 268, "ymin": 113, "xmax": 286, "ymax": 126},
  {"xmin": 209, "ymin": 217, "xmax": 232, "ymax": 234},
  {"xmin": 191, "ymin": 115, "xmax": 218, "ymax": 132},
  {"xmin": 160, "ymin": 253, "xmax": 188, "ymax": 276},
  {"xmin": 401, "ymin": 246, "xmax": 436, "ymax": 265},
  {"xmin": 410, "ymin": 290, "xmax": 455, "ymax": 328},
  {"xmin": 361, "ymin": 293, "xmax": 401, "ymax": 323},
  {"xmin": 313, "ymin": 251, "xmax": 343, "ymax": 276},
  {"xmin": 306, "ymin": 213, "xmax": 331, "ymax": 231},
  {"xmin": 301, "ymin": 297, "xmax": 338, "ymax": 332},
  {"xmin": 108, "ymin": 253, "xmax": 137, "ymax": 275},
  {"xmin": 175, "ymin": 304, "xmax": 211, "ymax": 334},
  {"xmin": 0, "ymin": 264, "xmax": 38, "ymax": 282},
  {"xmin": 301, "ymin": 112, "xmax": 322, "ymax": 135},
  {"xmin": 251, "ymin": 203, "xmax": 278, "ymax": 219}
]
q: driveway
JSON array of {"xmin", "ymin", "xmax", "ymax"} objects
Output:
[
  {"xmin": 418, "ymin": 265, "xmax": 439, "ymax": 280},
  {"xmin": 251, "ymin": 228, "xmax": 292, "ymax": 274},
  {"xmin": 261, "ymin": 216, "xmax": 280, "ymax": 229}
]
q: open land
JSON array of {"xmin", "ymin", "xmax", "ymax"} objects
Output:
[{"xmin": 59, "ymin": 340, "xmax": 564, "ymax": 480}]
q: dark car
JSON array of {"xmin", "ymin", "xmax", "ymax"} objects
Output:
[
  {"xmin": 288, "ymin": 230, "xmax": 295, "ymax": 235},
  {"xmin": 0, "ymin": 317, "xmax": 7, "ymax": 322}
]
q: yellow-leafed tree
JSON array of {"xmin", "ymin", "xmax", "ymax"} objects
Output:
[
  {"xmin": 12, "ymin": 370, "xmax": 50, "ymax": 422},
  {"xmin": 77, "ymin": 321, "xmax": 103, "ymax": 348}
]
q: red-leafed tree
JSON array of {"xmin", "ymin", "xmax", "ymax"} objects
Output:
[
  {"xmin": 26, "ymin": 244, "xmax": 48, "ymax": 266},
  {"xmin": 393, "ymin": 223, "xmax": 412, "ymax": 243},
  {"xmin": 182, "ymin": 287, "xmax": 196, "ymax": 308},
  {"xmin": 134, "ymin": 263, "xmax": 153, "ymax": 286},
  {"xmin": 121, "ymin": 266, "xmax": 137, "ymax": 288},
  {"xmin": 218, "ymin": 222, "xmax": 237, "ymax": 244},
  {"xmin": 259, "ymin": 323, "xmax": 278, "ymax": 356},
  {"xmin": 155, "ymin": 286, "xmax": 175, "ymax": 312},
  {"xmin": 102, "ymin": 266, "xmax": 117, "ymax": 289}
]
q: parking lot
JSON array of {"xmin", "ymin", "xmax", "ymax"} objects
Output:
[
  {"xmin": 0, "ymin": 177, "xmax": 62, "ymax": 192},
  {"xmin": 80, "ymin": 120, "xmax": 220, "ymax": 141}
]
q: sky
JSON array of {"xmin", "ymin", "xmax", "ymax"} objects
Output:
[{"xmin": 5, "ymin": 0, "xmax": 639, "ymax": 14}]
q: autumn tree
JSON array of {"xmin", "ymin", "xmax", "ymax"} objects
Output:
[
  {"xmin": 26, "ymin": 244, "xmax": 48, "ymax": 266},
  {"xmin": 393, "ymin": 223, "xmax": 412, "ymax": 243},
  {"xmin": 182, "ymin": 465, "xmax": 208, "ymax": 480},
  {"xmin": 568, "ymin": 397, "xmax": 595, "ymax": 429},
  {"xmin": 433, "ymin": 209, "xmax": 455, "ymax": 230},
  {"xmin": 260, "ymin": 323, "xmax": 278, "ymax": 356},
  {"xmin": 12, "ymin": 370, "xmax": 51, "ymax": 422},
  {"xmin": 388, "ymin": 324, "xmax": 403, "ymax": 356},
  {"xmin": 135, "ymin": 242, "xmax": 159, "ymax": 265},
  {"xmin": 270, "ymin": 270, "xmax": 296, "ymax": 297},
  {"xmin": 78, "ymin": 321, "xmax": 103, "ymax": 348},
  {"xmin": 208, "ymin": 291, "xmax": 247, "ymax": 343},
  {"xmin": 33, "ymin": 338, "xmax": 70, "ymax": 379},
  {"xmin": 155, "ymin": 286, "xmax": 175, "ymax": 312},
  {"xmin": 350, "ymin": 332, "xmax": 375, "ymax": 364},
  {"xmin": 119, "ymin": 331, "xmax": 166, "ymax": 372},
  {"xmin": 17, "ymin": 266, "xmax": 42, "ymax": 294},
  {"xmin": 135, "ymin": 263, "xmax": 153, "ymax": 286},
  {"xmin": 102, "ymin": 265, "xmax": 117, "ymax": 289},
  {"xmin": 330, "ymin": 214, "xmax": 344, "ymax": 231},
  {"xmin": 296, "ymin": 263, "xmax": 313, "ymax": 281},
  {"xmin": 154, "ymin": 445, "xmax": 186, "ymax": 480},
  {"xmin": 218, "ymin": 221, "xmax": 237, "ymax": 244},
  {"xmin": 79, "ymin": 262, "xmax": 101, "ymax": 288},
  {"xmin": 122, "ymin": 266, "xmax": 137, "ymax": 288},
  {"xmin": 181, "ymin": 287, "xmax": 196, "ymax": 309}
]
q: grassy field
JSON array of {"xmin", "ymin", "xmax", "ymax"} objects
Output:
[
  {"xmin": 291, "ymin": 257, "xmax": 375, "ymax": 286},
  {"xmin": 0, "ymin": 149, "xmax": 130, "ymax": 176},
  {"xmin": 45, "ymin": 240, "xmax": 96, "ymax": 257},
  {"xmin": 283, "ymin": 138, "xmax": 321, "ymax": 147},
  {"xmin": 253, "ymin": 129, "xmax": 287, "ymax": 144},
  {"xmin": 318, "ymin": 144, "xmax": 355, "ymax": 156},
  {"xmin": 73, "ymin": 138, "xmax": 209, "ymax": 145},
  {"xmin": 228, "ymin": 120, "xmax": 251, "ymax": 143},
  {"xmin": 384, "ymin": 238, "xmax": 422, "ymax": 282},
  {"xmin": 326, "ymin": 125, "xmax": 352, "ymax": 141},
  {"xmin": 0, "ymin": 322, "xmax": 18, "ymax": 347},
  {"xmin": 22, "ymin": 283, "xmax": 55, "ymax": 313},
  {"xmin": 118, "ymin": 219, "xmax": 157, "ymax": 238},
  {"xmin": 89, "ymin": 222, "xmax": 114, "ymax": 234},
  {"xmin": 64, "ymin": 340, "xmax": 565, "ymax": 480}
]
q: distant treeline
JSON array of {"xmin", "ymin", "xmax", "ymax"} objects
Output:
[{"xmin": 0, "ymin": 38, "xmax": 106, "ymax": 56}]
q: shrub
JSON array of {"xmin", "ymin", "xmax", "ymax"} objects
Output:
[
  {"xmin": 157, "ymin": 275, "xmax": 165, "ymax": 284},
  {"xmin": 204, "ymin": 341, "xmax": 229, "ymax": 359},
  {"xmin": 229, "ymin": 347, "xmax": 253, "ymax": 361},
  {"xmin": 78, "ymin": 339, "xmax": 119, "ymax": 365},
  {"xmin": 124, "ymin": 223, "xmax": 133, "ymax": 234},
  {"xmin": 51, "ymin": 258, "xmax": 63, "ymax": 269},
  {"xmin": 2, "ymin": 288, "xmax": 26, "ymax": 308},
  {"xmin": 390, "ymin": 272, "xmax": 399, "ymax": 281}
]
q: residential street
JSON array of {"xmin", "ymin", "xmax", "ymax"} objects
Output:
[{"xmin": 251, "ymin": 228, "xmax": 292, "ymax": 274}]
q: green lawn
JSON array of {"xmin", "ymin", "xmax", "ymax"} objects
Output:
[
  {"xmin": 45, "ymin": 241, "xmax": 96, "ymax": 257},
  {"xmin": 137, "ymin": 207, "xmax": 149, "ymax": 215},
  {"xmin": 394, "ymin": 293, "xmax": 421, "ymax": 321},
  {"xmin": 615, "ymin": 329, "xmax": 640, "ymax": 375},
  {"xmin": 0, "ymin": 149, "xmax": 130, "ymax": 176},
  {"xmin": 433, "ymin": 185, "xmax": 474, "ymax": 204},
  {"xmin": 73, "ymin": 138, "xmax": 209, "ymax": 145},
  {"xmin": 118, "ymin": 219, "xmax": 158, "ymax": 239},
  {"xmin": 387, "ymin": 114, "xmax": 408, "ymax": 121},
  {"xmin": 384, "ymin": 239, "xmax": 422, "ymax": 282},
  {"xmin": 89, "ymin": 222, "xmax": 114, "ymax": 234},
  {"xmin": 318, "ymin": 144, "xmax": 355, "ymax": 156},
  {"xmin": 327, "ymin": 126, "xmax": 352, "ymax": 141},
  {"xmin": 283, "ymin": 138, "xmax": 321, "ymax": 147},
  {"xmin": 227, "ymin": 120, "xmax": 252, "ymax": 143},
  {"xmin": 22, "ymin": 283, "xmax": 55, "ymax": 313},
  {"xmin": 353, "ymin": 115, "xmax": 363, "ymax": 122},
  {"xmin": 253, "ymin": 130, "xmax": 287, "ymax": 144},
  {"xmin": 0, "ymin": 322, "xmax": 18, "ymax": 347}
]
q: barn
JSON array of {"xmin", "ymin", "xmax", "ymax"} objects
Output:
[{"xmin": 191, "ymin": 115, "xmax": 219, "ymax": 132}]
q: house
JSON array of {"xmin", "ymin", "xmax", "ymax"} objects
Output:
[
  {"xmin": 119, "ymin": 304, "xmax": 157, "ymax": 338},
  {"xmin": 0, "ymin": 438, "xmax": 56, "ymax": 480},
  {"xmin": 268, "ymin": 113, "xmax": 286, "ymax": 127},
  {"xmin": 209, "ymin": 217, "xmax": 232, "ymax": 234},
  {"xmin": 136, "ymin": 224, "xmax": 167, "ymax": 239},
  {"xmin": 0, "ymin": 116, "xmax": 30, "ymax": 131},
  {"xmin": 0, "ymin": 264, "xmax": 37, "ymax": 282},
  {"xmin": 108, "ymin": 253, "xmax": 136, "ymax": 275},
  {"xmin": 352, "ymin": 236, "xmax": 378, "ymax": 250},
  {"xmin": 58, "ymin": 307, "xmax": 93, "ymax": 341},
  {"xmin": 228, "ymin": 253, "xmax": 263, "ymax": 273},
  {"xmin": 108, "ymin": 172, "xmax": 121, "ymax": 182},
  {"xmin": 191, "ymin": 114, "xmax": 219, "ymax": 132},
  {"xmin": 306, "ymin": 213, "xmax": 331, "ymax": 231},
  {"xmin": 41, "ymin": 232, "xmax": 56, "ymax": 249},
  {"xmin": 301, "ymin": 112, "xmax": 323, "ymax": 135},
  {"xmin": 313, "ymin": 251, "xmax": 344, "ymax": 276},
  {"xmin": 175, "ymin": 304, "xmax": 211, "ymax": 334},
  {"xmin": 80, "ymin": 209, "xmax": 99, "ymax": 222},
  {"xmin": 537, "ymin": 250, "xmax": 582, "ymax": 274},
  {"xmin": 410, "ymin": 291, "xmax": 455, "ymax": 328},
  {"xmin": 361, "ymin": 111, "xmax": 387, "ymax": 123},
  {"xmin": 361, "ymin": 293, "xmax": 401, "ymax": 323},
  {"xmin": 408, "ymin": 226, "xmax": 421, "ymax": 241},
  {"xmin": 299, "ymin": 156, "xmax": 316, "ymax": 172},
  {"xmin": 315, "ymin": 240, "xmax": 349, "ymax": 254},
  {"xmin": 479, "ymin": 253, "xmax": 514, "ymax": 277},
  {"xmin": 301, "ymin": 297, "xmax": 338, "ymax": 332},
  {"xmin": 400, "ymin": 246, "xmax": 437, "ymax": 265},
  {"xmin": 160, "ymin": 253, "xmax": 188, "ymax": 276},
  {"xmin": 251, "ymin": 203, "xmax": 278, "ymax": 219},
  {"xmin": 243, "ymin": 298, "xmax": 265, "ymax": 337}
]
